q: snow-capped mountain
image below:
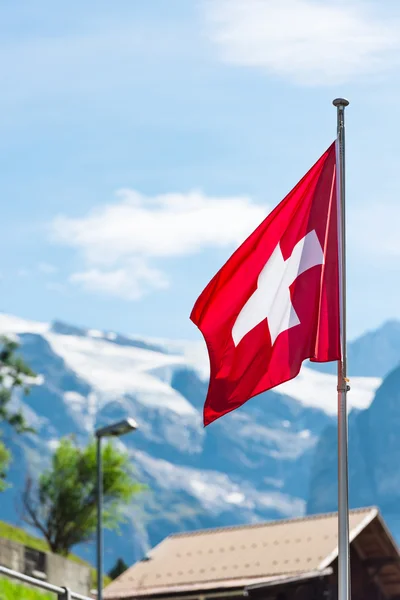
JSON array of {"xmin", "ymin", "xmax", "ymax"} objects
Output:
[{"xmin": 0, "ymin": 314, "xmax": 386, "ymax": 569}]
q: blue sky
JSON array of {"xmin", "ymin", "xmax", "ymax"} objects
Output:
[{"xmin": 1, "ymin": 0, "xmax": 400, "ymax": 341}]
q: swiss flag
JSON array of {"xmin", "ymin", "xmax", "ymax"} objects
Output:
[{"xmin": 191, "ymin": 143, "xmax": 341, "ymax": 426}]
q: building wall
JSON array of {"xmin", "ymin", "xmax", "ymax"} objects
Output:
[
  {"xmin": 0, "ymin": 538, "xmax": 24, "ymax": 572},
  {"xmin": 245, "ymin": 549, "xmax": 385, "ymax": 600},
  {"xmin": 0, "ymin": 536, "xmax": 91, "ymax": 596},
  {"xmin": 46, "ymin": 551, "xmax": 91, "ymax": 596},
  {"xmin": 247, "ymin": 578, "xmax": 328, "ymax": 600},
  {"xmin": 330, "ymin": 547, "xmax": 385, "ymax": 600}
]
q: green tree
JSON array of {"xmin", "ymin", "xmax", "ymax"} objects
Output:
[
  {"xmin": 22, "ymin": 437, "xmax": 145, "ymax": 555},
  {"xmin": 0, "ymin": 335, "xmax": 35, "ymax": 433},
  {"xmin": 0, "ymin": 335, "xmax": 36, "ymax": 490},
  {"xmin": 0, "ymin": 442, "xmax": 10, "ymax": 492},
  {"xmin": 108, "ymin": 557, "xmax": 128, "ymax": 580}
]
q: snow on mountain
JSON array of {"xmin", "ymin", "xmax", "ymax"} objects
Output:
[
  {"xmin": 45, "ymin": 332, "xmax": 198, "ymax": 417},
  {"xmin": 0, "ymin": 313, "xmax": 49, "ymax": 336},
  {"xmin": 134, "ymin": 450, "xmax": 305, "ymax": 517},
  {"xmin": 277, "ymin": 366, "xmax": 381, "ymax": 415},
  {"xmin": 0, "ymin": 312, "xmax": 384, "ymax": 568},
  {"xmin": 0, "ymin": 312, "xmax": 382, "ymax": 420}
]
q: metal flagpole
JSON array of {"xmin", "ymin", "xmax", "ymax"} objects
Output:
[
  {"xmin": 333, "ymin": 97, "xmax": 351, "ymax": 600},
  {"xmin": 96, "ymin": 435, "xmax": 103, "ymax": 600}
]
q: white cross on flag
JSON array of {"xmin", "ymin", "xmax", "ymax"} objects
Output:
[{"xmin": 191, "ymin": 143, "xmax": 341, "ymax": 426}]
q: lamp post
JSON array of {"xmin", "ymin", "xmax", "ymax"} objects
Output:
[{"xmin": 95, "ymin": 418, "xmax": 138, "ymax": 600}]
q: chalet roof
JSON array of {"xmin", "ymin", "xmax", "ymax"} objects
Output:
[{"xmin": 105, "ymin": 507, "xmax": 398, "ymax": 600}]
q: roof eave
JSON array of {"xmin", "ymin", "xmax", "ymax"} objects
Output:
[
  {"xmin": 245, "ymin": 568, "xmax": 333, "ymax": 594},
  {"xmin": 318, "ymin": 507, "xmax": 379, "ymax": 570}
]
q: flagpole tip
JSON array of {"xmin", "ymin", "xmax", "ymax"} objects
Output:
[{"xmin": 333, "ymin": 98, "xmax": 349, "ymax": 108}]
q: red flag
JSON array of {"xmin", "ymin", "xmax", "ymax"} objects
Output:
[{"xmin": 191, "ymin": 143, "xmax": 340, "ymax": 426}]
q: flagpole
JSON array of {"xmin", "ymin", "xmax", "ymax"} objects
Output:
[{"xmin": 333, "ymin": 97, "xmax": 350, "ymax": 600}]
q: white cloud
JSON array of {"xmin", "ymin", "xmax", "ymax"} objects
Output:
[
  {"xmin": 70, "ymin": 260, "xmax": 168, "ymax": 301},
  {"xmin": 52, "ymin": 189, "xmax": 266, "ymax": 263},
  {"xmin": 51, "ymin": 189, "xmax": 266, "ymax": 300},
  {"xmin": 206, "ymin": 0, "xmax": 399, "ymax": 85}
]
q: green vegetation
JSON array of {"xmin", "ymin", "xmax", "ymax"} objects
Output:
[
  {"xmin": 0, "ymin": 520, "xmax": 49, "ymax": 554},
  {"xmin": 0, "ymin": 578, "xmax": 54, "ymax": 599},
  {"xmin": 0, "ymin": 335, "xmax": 36, "ymax": 490},
  {"xmin": 0, "ymin": 519, "xmax": 85, "ymax": 565},
  {"xmin": 0, "ymin": 442, "xmax": 10, "ymax": 493},
  {"xmin": 108, "ymin": 557, "xmax": 128, "ymax": 580},
  {"xmin": 0, "ymin": 335, "xmax": 36, "ymax": 433},
  {"xmin": 23, "ymin": 437, "xmax": 144, "ymax": 555}
]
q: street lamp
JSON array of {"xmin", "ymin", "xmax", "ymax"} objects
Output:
[{"xmin": 95, "ymin": 418, "xmax": 138, "ymax": 600}]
